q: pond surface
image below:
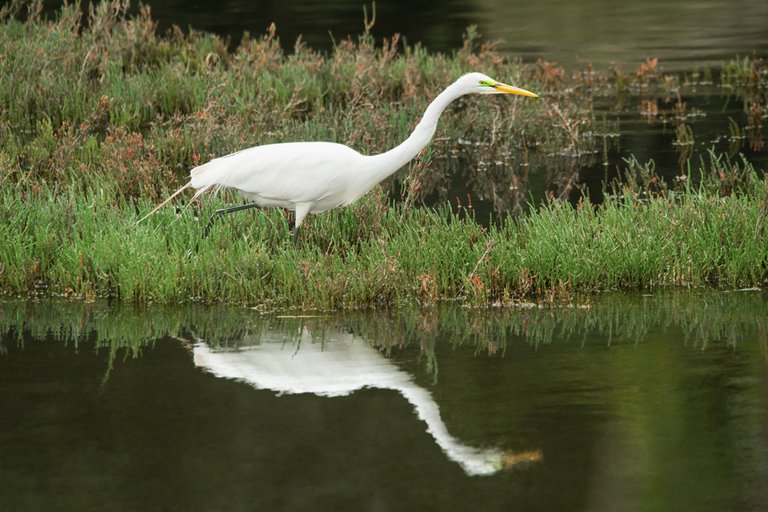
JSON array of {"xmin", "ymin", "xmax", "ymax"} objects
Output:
[
  {"xmin": 44, "ymin": 0, "xmax": 768, "ymax": 70},
  {"xmin": 2, "ymin": 292, "xmax": 767, "ymax": 511}
]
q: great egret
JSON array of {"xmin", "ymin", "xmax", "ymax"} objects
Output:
[{"xmin": 141, "ymin": 72, "xmax": 538, "ymax": 242}]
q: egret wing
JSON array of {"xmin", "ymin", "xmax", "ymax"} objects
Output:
[{"xmin": 190, "ymin": 142, "xmax": 363, "ymax": 207}]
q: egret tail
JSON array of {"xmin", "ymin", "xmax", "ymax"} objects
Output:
[{"xmin": 137, "ymin": 182, "xmax": 191, "ymax": 223}]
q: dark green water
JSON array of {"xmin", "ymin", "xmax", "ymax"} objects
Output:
[
  {"xmin": 1, "ymin": 293, "xmax": 767, "ymax": 511},
  {"xmin": 42, "ymin": 0, "xmax": 768, "ymax": 70}
]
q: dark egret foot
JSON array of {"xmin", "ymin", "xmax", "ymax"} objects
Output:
[{"xmin": 202, "ymin": 203, "xmax": 260, "ymax": 239}]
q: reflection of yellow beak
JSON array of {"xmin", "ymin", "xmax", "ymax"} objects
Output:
[
  {"xmin": 501, "ymin": 449, "xmax": 544, "ymax": 469},
  {"xmin": 494, "ymin": 82, "xmax": 539, "ymax": 98}
]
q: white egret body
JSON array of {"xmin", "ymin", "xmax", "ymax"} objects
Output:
[{"xmin": 142, "ymin": 72, "xmax": 538, "ymax": 240}]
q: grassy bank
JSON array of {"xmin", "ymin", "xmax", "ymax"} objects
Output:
[
  {"xmin": 1, "ymin": 153, "xmax": 766, "ymax": 308},
  {"xmin": 0, "ymin": 2, "xmax": 766, "ymax": 308}
]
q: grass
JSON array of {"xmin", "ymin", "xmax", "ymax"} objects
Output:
[
  {"xmin": 1, "ymin": 152, "xmax": 766, "ymax": 308},
  {"xmin": 0, "ymin": 2, "xmax": 766, "ymax": 309}
]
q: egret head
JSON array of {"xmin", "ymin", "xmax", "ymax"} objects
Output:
[{"xmin": 459, "ymin": 72, "xmax": 539, "ymax": 98}]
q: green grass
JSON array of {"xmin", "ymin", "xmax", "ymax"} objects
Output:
[{"xmin": 1, "ymin": 154, "xmax": 766, "ymax": 308}]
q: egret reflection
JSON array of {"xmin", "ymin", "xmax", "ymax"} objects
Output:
[{"xmin": 193, "ymin": 326, "xmax": 541, "ymax": 476}]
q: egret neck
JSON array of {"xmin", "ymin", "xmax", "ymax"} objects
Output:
[{"xmin": 359, "ymin": 81, "xmax": 466, "ymax": 194}]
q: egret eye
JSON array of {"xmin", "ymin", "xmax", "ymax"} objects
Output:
[{"xmin": 478, "ymin": 80, "xmax": 493, "ymax": 87}]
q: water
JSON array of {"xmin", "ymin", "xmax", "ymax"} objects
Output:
[
  {"xmin": 43, "ymin": 0, "xmax": 768, "ymax": 70},
  {"xmin": 2, "ymin": 293, "xmax": 767, "ymax": 511}
]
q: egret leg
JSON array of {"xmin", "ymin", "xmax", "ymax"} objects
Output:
[
  {"xmin": 202, "ymin": 203, "xmax": 259, "ymax": 239},
  {"xmin": 291, "ymin": 203, "xmax": 311, "ymax": 246}
]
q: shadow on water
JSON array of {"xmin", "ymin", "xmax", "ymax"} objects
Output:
[{"xmin": 1, "ymin": 293, "xmax": 767, "ymax": 510}]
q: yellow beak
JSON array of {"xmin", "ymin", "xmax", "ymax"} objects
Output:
[{"xmin": 494, "ymin": 83, "xmax": 539, "ymax": 98}]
